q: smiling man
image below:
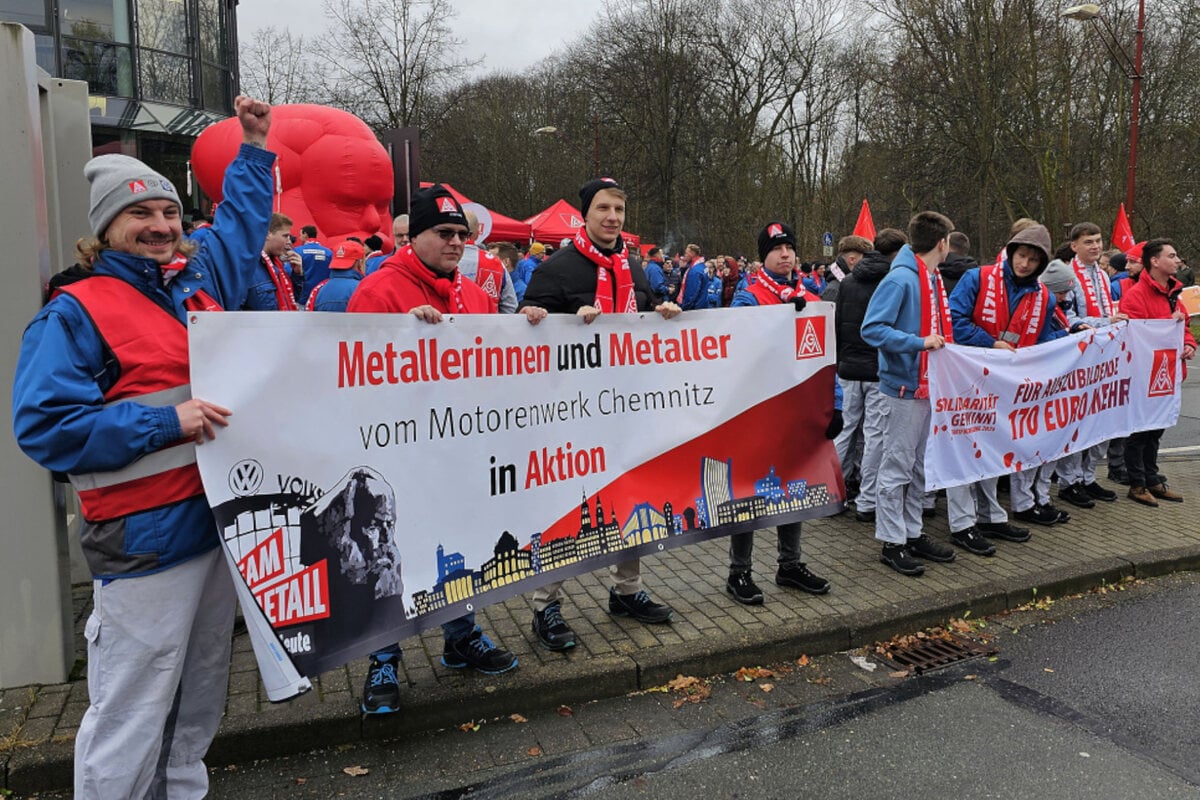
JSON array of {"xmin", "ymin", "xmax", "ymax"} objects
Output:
[{"xmin": 13, "ymin": 95, "xmax": 276, "ymax": 799}]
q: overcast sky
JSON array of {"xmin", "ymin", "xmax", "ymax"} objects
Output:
[{"xmin": 237, "ymin": 0, "xmax": 608, "ymax": 75}]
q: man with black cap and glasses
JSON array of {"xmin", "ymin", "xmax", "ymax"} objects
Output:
[
  {"xmin": 519, "ymin": 177, "xmax": 681, "ymax": 652},
  {"xmin": 347, "ymin": 184, "xmax": 543, "ymax": 714}
]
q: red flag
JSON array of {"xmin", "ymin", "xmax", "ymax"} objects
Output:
[
  {"xmin": 1111, "ymin": 204, "xmax": 1135, "ymax": 253},
  {"xmin": 853, "ymin": 198, "xmax": 876, "ymax": 242}
]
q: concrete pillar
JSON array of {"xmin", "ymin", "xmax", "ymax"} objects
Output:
[{"xmin": 0, "ymin": 22, "xmax": 90, "ymax": 688}]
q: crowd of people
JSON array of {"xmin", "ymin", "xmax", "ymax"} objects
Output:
[{"xmin": 10, "ymin": 93, "xmax": 1195, "ymax": 797}]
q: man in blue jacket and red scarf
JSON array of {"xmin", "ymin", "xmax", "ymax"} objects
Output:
[{"xmin": 13, "ymin": 95, "xmax": 275, "ymax": 799}]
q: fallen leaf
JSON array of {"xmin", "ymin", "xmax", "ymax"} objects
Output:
[
  {"xmin": 668, "ymin": 675, "xmax": 702, "ymax": 691},
  {"xmin": 964, "ymin": 674, "xmax": 977, "ymax": 681},
  {"xmin": 889, "ymin": 670, "xmax": 909, "ymax": 679},
  {"xmin": 735, "ymin": 666, "xmax": 775, "ymax": 682},
  {"xmin": 510, "ymin": 713, "xmax": 528, "ymax": 724},
  {"xmin": 526, "ymin": 746, "xmax": 542, "ymax": 757},
  {"xmin": 459, "ymin": 721, "xmax": 481, "ymax": 732},
  {"xmin": 1044, "ymin": 668, "xmax": 1055, "ymax": 673},
  {"xmin": 797, "ymin": 654, "xmax": 811, "ymax": 667},
  {"xmin": 343, "ymin": 766, "xmax": 369, "ymax": 777},
  {"xmin": 557, "ymin": 705, "xmax": 574, "ymax": 716},
  {"xmin": 295, "ymin": 778, "xmax": 308, "ymax": 785},
  {"xmin": 759, "ymin": 683, "xmax": 774, "ymax": 693},
  {"xmin": 809, "ymin": 677, "xmax": 832, "ymax": 686}
]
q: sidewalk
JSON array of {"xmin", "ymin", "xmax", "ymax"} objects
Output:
[{"xmin": 5, "ymin": 457, "xmax": 1200, "ymax": 794}]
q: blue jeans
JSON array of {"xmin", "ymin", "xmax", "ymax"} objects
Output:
[{"xmin": 371, "ymin": 613, "xmax": 475, "ymax": 661}]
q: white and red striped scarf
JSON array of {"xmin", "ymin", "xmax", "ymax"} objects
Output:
[
  {"xmin": 574, "ymin": 229, "xmax": 637, "ymax": 313},
  {"xmin": 1071, "ymin": 257, "xmax": 1113, "ymax": 317},
  {"xmin": 916, "ymin": 255, "xmax": 953, "ymax": 400},
  {"xmin": 259, "ymin": 252, "xmax": 299, "ymax": 311}
]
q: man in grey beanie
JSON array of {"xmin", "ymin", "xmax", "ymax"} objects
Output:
[{"xmin": 13, "ymin": 95, "xmax": 276, "ymax": 799}]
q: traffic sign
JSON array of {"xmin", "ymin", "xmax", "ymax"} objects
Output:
[{"xmin": 821, "ymin": 231, "xmax": 834, "ymax": 247}]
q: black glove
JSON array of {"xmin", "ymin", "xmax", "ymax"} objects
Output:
[
  {"xmin": 790, "ymin": 295, "xmax": 807, "ymax": 312},
  {"xmin": 825, "ymin": 410, "xmax": 843, "ymax": 439}
]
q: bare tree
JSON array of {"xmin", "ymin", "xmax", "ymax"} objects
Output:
[
  {"xmin": 317, "ymin": 0, "xmax": 480, "ymax": 132},
  {"xmin": 239, "ymin": 26, "xmax": 322, "ymax": 105}
]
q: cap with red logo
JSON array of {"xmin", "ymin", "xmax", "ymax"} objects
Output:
[
  {"xmin": 758, "ymin": 221, "xmax": 797, "ymax": 261},
  {"xmin": 330, "ymin": 239, "xmax": 366, "ymax": 269},
  {"xmin": 409, "ymin": 183, "xmax": 467, "ymax": 239},
  {"xmin": 1125, "ymin": 240, "xmax": 1146, "ymax": 263}
]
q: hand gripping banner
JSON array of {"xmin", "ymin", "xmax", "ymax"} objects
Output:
[
  {"xmin": 189, "ymin": 305, "xmax": 843, "ymax": 699},
  {"xmin": 924, "ymin": 320, "xmax": 1184, "ymax": 491}
]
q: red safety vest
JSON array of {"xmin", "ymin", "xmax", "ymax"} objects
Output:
[{"xmin": 57, "ymin": 276, "xmax": 213, "ymax": 522}]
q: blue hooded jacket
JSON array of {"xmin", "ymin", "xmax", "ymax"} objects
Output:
[
  {"xmin": 12, "ymin": 144, "xmax": 276, "ymax": 579},
  {"xmin": 859, "ymin": 244, "xmax": 933, "ymax": 399}
]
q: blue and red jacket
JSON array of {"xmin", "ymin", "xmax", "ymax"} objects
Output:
[{"xmin": 12, "ymin": 143, "xmax": 276, "ymax": 579}]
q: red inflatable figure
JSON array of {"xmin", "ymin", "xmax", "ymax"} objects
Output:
[{"xmin": 192, "ymin": 104, "xmax": 394, "ymax": 250}]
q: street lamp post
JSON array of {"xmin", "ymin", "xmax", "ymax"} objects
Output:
[
  {"xmin": 1063, "ymin": 1, "xmax": 1145, "ymax": 220},
  {"xmin": 533, "ymin": 113, "xmax": 601, "ymax": 179}
]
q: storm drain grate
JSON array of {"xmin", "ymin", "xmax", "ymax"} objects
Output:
[{"xmin": 873, "ymin": 633, "xmax": 996, "ymax": 674}]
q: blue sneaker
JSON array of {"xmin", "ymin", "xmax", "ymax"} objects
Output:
[
  {"xmin": 442, "ymin": 628, "xmax": 518, "ymax": 674},
  {"xmin": 362, "ymin": 656, "xmax": 401, "ymax": 715}
]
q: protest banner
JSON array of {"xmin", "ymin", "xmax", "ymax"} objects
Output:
[
  {"xmin": 189, "ymin": 305, "xmax": 843, "ymax": 699},
  {"xmin": 925, "ymin": 320, "xmax": 1183, "ymax": 490}
]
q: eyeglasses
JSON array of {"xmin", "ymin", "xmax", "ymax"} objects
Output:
[{"xmin": 434, "ymin": 228, "xmax": 469, "ymax": 242}]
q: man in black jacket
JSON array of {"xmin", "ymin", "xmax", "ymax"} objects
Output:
[
  {"xmin": 519, "ymin": 178, "xmax": 681, "ymax": 652},
  {"xmin": 939, "ymin": 231, "xmax": 978, "ymax": 296},
  {"xmin": 833, "ymin": 228, "xmax": 907, "ymax": 521}
]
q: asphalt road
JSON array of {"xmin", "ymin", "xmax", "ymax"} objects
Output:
[{"xmin": 34, "ymin": 570, "xmax": 1189, "ymax": 800}]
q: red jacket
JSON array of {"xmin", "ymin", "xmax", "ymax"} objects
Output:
[
  {"xmin": 348, "ymin": 247, "xmax": 493, "ymax": 314},
  {"xmin": 1120, "ymin": 274, "xmax": 1196, "ymax": 377}
]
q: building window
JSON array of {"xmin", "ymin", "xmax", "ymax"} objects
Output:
[
  {"xmin": 135, "ymin": 0, "xmax": 187, "ymax": 54},
  {"xmin": 61, "ymin": 36, "xmax": 133, "ymax": 96},
  {"xmin": 58, "ymin": 0, "xmax": 130, "ymax": 42},
  {"xmin": 201, "ymin": 62, "xmax": 229, "ymax": 112},
  {"xmin": 2, "ymin": 0, "xmax": 49, "ymax": 30},
  {"xmin": 138, "ymin": 48, "xmax": 191, "ymax": 104}
]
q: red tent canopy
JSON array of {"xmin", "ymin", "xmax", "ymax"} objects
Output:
[
  {"xmin": 418, "ymin": 182, "xmax": 532, "ymax": 244},
  {"xmin": 525, "ymin": 199, "xmax": 585, "ymax": 244}
]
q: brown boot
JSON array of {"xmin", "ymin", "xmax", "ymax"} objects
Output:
[
  {"xmin": 1148, "ymin": 483, "xmax": 1183, "ymax": 503},
  {"xmin": 1128, "ymin": 486, "xmax": 1159, "ymax": 507}
]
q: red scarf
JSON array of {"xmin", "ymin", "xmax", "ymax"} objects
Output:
[
  {"xmin": 395, "ymin": 245, "xmax": 468, "ymax": 312},
  {"xmin": 260, "ymin": 252, "xmax": 299, "ymax": 311},
  {"xmin": 574, "ymin": 229, "xmax": 637, "ymax": 313},
  {"xmin": 916, "ymin": 255, "xmax": 952, "ymax": 400},
  {"xmin": 752, "ymin": 268, "xmax": 812, "ymax": 302},
  {"xmin": 1071, "ymin": 257, "xmax": 1113, "ymax": 317},
  {"xmin": 972, "ymin": 263, "xmax": 1050, "ymax": 348}
]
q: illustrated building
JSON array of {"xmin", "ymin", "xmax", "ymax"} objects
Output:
[{"xmin": 480, "ymin": 531, "xmax": 532, "ymax": 588}]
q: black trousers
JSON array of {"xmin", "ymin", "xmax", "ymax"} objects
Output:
[{"xmin": 1124, "ymin": 428, "xmax": 1164, "ymax": 488}]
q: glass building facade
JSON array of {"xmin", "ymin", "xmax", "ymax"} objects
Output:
[{"xmin": 2, "ymin": 0, "xmax": 239, "ymax": 211}]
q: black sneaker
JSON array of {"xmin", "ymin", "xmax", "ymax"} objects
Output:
[
  {"xmin": 776, "ymin": 562, "xmax": 831, "ymax": 594},
  {"xmin": 1084, "ymin": 481, "xmax": 1118, "ymax": 502},
  {"xmin": 1107, "ymin": 470, "xmax": 1131, "ymax": 486},
  {"xmin": 1059, "ymin": 482, "xmax": 1095, "ymax": 509},
  {"xmin": 922, "ymin": 507, "xmax": 937, "ymax": 519},
  {"xmin": 362, "ymin": 656, "xmax": 402, "ymax": 715},
  {"xmin": 609, "ymin": 588, "xmax": 673, "ymax": 624},
  {"xmin": 532, "ymin": 602, "xmax": 577, "ymax": 651},
  {"xmin": 1045, "ymin": 503, "xmax": 1071, "ymax": 524},
  {"xmin": 855, "ymin": 509, "xmax": 876, "ymax": 523},
  {"xmin": 1013, "ymin": 505, "xmax": 1059, "ymax": 526},
  {"xmin": 951, "ymin": 527, "xmax": 996, "ymax": 556},
  {"xmin": 726, "ymin": 572, "xmax": 764, "ymax": 605},
  {"xmin": 880, "ymin": 543, "xmax": 925, "ymax": 576},
  {"xmin": 442, "ymin": 629, "xmax": 518, "ymax": 674},
  {"xmin": 907, "ymin": 534, "xmax": 956, "ymax": 562},
  {"xmin": 977, "ymin": 521, "xmax": 1031, "ymax": 543}
]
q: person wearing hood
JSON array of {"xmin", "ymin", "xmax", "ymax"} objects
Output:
[
  {"xmin": 832, "ymin": 228, "xmax": 907, "ymax": 522},
  {"xmin": 860, "ymin": 211, "xmax": 959, "ymax": 577},
  {"xmin": 938, "ymin": 231, "xmax": 978, "ymax": 296},
  {"xmin": 946, "ymin": 224, "xmax": 1062, "ymax": 553}
]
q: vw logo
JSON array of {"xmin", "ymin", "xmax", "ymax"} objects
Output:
[{"xmin": 228, "ymin": 459, "xmax": 264, "ymax": 497}]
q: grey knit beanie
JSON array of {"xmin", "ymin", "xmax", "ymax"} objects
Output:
[
  {"xmin": 1040, "ymin": 259, "xmax": 1076, "ymax": 293},
  {"xmin": 84, "ymin": 154, "xmax": 182, "ymax": 237}
]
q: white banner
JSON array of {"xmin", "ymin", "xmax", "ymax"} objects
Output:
[
  {"xmin": 189, "ymin": 305, "xmax": 843, "ymax": 695},
  {"xmin": 925, "ymin": 320, "xmax": 1184, "ymax": 490}
]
